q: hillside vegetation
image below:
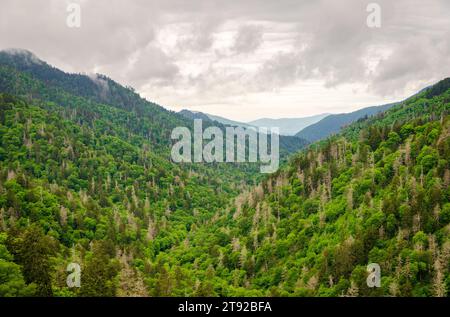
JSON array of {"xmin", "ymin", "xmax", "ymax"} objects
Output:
[
  {"xmin": 0, "ymin": 50, "xmax": 448, "ymax": 297},
  {"xmin": 146, "ymin": 83, "xmax": 449, "ymax": 296}
]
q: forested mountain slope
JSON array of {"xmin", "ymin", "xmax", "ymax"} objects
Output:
[
  {"xmin": 0, "ymin": 49, "xmax": 448, "ymax": 297},
  {"xmin": 146, "ymin": 80, "xmax": 449, "ymax": 296},
  {"xmin": 0, "ymin": 50, "xmax": 308, "ymax": 297},
  {"xmin": 0, "ymin": 51, "xmax": 265, "ymax": 296},
  {"xmin": 0, "ymin": 92, "xmax": 251, "ymax": 296}
]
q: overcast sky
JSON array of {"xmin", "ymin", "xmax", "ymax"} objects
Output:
[{"xmin": 1, "ymin": 0, "xmax": 449, "ymax": 121}]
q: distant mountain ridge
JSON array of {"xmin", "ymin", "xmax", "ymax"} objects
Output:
[
  {"xmin": 294, "ymin": 81, "xmax": 447, "ymax": 143},
  {"xmin": 178, "ymin": 109, "xmax": 212, "ymax": 122},
  {"xmin": 248, "ymin": 114, "xmax": 329, "ymax": 136},
  {"xmin": 177, "ymin": 109, "xmax": 310, "ymax": 154},
  {"xmin": 179, "ymin": 109, "xmax": 253, "ymax": 128},
  {"xmin": 295, "ymin": 103, "xmax": 398, "ymax": 142},
  {"xmin": 179, "ymin": 110, "xmax": 329, "ymax": 136}
]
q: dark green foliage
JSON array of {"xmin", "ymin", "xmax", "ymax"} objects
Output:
[
  {"xmin": 6, "ymin": 225, "xmax": 56, "ymax": 296},
  {"xmin": 79, "ymin": 240, "xmax": 119, "ymax": 297},
  {"xmin": 0, "ymin": 232, "xmax": 36, "ymax": 296}
]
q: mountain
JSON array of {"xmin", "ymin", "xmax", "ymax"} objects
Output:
[
  {"xmin": 0, "ymin": 49, "xmax": 192, "ymax": 149},
  {"xmin": 0, "ymin": 48, "xmax": 448, "ymax": 297},
  {"xmin": 295, "ymin": 103, "xmax": 397, "ymax": 142},
  {"xmin": 179, "ymin": 109, "xmax": 253, "ymax": 128},
  {"xmin": 207, "ymin": 113, "xmax": 253, "ymax": 128},
  {"xmin": 248, "ymin": 114, "xmax": 330, "ymax": 136},
  {"xmin": 178, "ymin": 109, "xmax": 212, "ymax": 122}
]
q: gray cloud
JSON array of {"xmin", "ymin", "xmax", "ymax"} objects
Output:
[
  {"xmin": 231, "ymin": 24, "xmax": 264, "ymax": 54},
  {"xmin": 175, "ymin": 19, "xmax": 221, "ymax": 52},
  {"xmin": 0, "ymin": 0, "xmax": 449, "ymax": 118},
  {"xmin": 126, "ymin": 44, "xmax": 180, "ymax": 86},
  {"xmin": 254, "ymin": 51, "xmax": 302, "ymax": 91},
  {"xmin": 250, "ymin": 0, "xmax": 450, "ymax": 95}
]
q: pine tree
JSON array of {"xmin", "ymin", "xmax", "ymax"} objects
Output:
[
  {"xmin": 8, "ymin": 225, "xmax": 56, "ymax": 296},
  {"xmin": 79, "ymin": 241, "xmax": 119, "ymax": 297}
]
